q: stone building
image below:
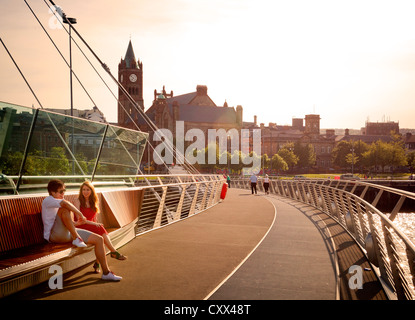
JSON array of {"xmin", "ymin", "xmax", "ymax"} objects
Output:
[
  {"xmin": 361, "ymin": 120, "xmax": 399, "ymax": 135},
  {"xmin": 138, "ymin": 85, "xmax": 243, "ymax": 148},
  {"xmin": 248, "ymin": 114, "xmax": 336, "ymax": 171}
]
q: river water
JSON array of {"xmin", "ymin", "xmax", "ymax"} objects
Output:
[{"xmin": 388, "ymin": 213, "xmax": 415, "ymax": 245}]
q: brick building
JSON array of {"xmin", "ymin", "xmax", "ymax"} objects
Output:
[
  {"xmin": 248, "ymin": 114, "xmax": 336, "ymax": 170},
  {"xmin": 117, "ymin": 40, "xmax": 144, "ymax": 129}
]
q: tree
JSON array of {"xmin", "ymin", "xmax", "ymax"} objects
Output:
[
  {"xmin": 332, "ymin": 140, "xmax": 351, "ymax": 168},
  {"xmin": 294, "ymin": 142, "xmax": 316, "ymax": 169},
  {"xmin": 230, "ymin": 150, "xmax": 244, "ymax": 174},
  {"xmin": 407, "ymin": 151, "xmax": 415, "ymax": 173},
  {"xmin": 362, "ymin": 139, "xmax": 406, "ymax": 173},
  {"xmin": 345, "ymin": 153, "xmax": 359, "ymax": 172},
  {"xmin": 25, "ymin": 150, "xmax": 47, "ymax": 175},
  {"xmin": 271, "ymin": 154, "xmax": 288, "ymax": 173},
  {"xmin": 389, "ymin": 133, "xmax": 407, "ymax": 171},
  {"xmin": 46, "ymin": 147, "xmax": 71, "ymax": 175},
  {"xmin": 277, "ymin": 143, "xmax": 298, "ymax": 170},
  {"xmin": 332, "ymin": 140, "xmax": 368, "ymax": 171},
  {"xmin": 261, "ymin": 154, "xmax": 270, "ymax": 170}
]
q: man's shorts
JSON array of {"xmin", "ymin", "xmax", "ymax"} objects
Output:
[{"xmin": 49, "ymin": 214, "xmax": 93, "ymax": 244}]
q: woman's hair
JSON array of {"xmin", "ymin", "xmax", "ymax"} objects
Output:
[{"xmin": 78, "ymin": 181, "xmax": 99, "ymax": 213}]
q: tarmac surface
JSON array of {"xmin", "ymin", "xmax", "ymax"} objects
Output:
[{"xmin": 8, "ymin": 187, "xmax": 384, "ymax": 300}]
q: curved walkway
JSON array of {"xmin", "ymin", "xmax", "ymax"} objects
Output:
[
  {"xmin": 208, "ymin": 195, "xmax": 337, "ymax": 300},
  {"xmin": 6, "ymin": 188, "xmax": 386, "ymax": 300}
]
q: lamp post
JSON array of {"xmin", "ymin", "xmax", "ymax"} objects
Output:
[
  {"xmin": 350, "ymin": 146, "xmax": 355, "ymax": 174},
  {"xmin": 63, "ymin": 16, "xmax": 77, "ymax": 117},
  {"xmin": 63, "ymin": 16, "xmax": 77, "ymax": 174}
]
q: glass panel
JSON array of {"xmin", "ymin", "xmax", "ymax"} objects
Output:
[
  {"xmin": 95, "ymin": 124, "xmax": 147, "ymax": 177},
  {"xmin": 0, "ymin": 102, "xmax": 37, "ymax": 176},
  {"xmin": 25, "ymin": 109, "xmax": 107, "ymax": 176}
]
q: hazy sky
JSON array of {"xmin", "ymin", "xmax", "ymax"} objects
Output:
[{"xmin": 1, "ymin": 0, "xmax": 415, "ymax": 129}]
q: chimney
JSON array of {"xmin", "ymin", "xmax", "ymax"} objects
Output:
[
  {"xmin": 326, "ymin": 129, "xmax": 335, "ymax": 137},
  {"xmin": 196, "ymin": 85, "xmax": 208, "ymax": 96},
  {"xmin": 345, "ymin": 128, "xmax": 349, "ymax": 136},
  {"xmin": 254, "ymin": 115, "xmax": 257, "ymax": 126}
]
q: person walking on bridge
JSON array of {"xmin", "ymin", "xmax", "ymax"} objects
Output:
[
  {"xmin": 263, "ymin": 174, "xmax": 270, "ymax": 194},
  {"xmin": 250, "ymin": 173, "xmax": 258, "ymax": 194}
]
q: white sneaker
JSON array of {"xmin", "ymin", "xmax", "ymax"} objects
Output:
[
  {"xmin": 102, "ymin": 271, "xmax": 122, "ymax": 281},
  {"xmin": 72, "ymin": 237, "xmax": 87, "ymax": 248}
]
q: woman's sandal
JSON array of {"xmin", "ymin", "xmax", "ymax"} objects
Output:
[
  {"xmin": 110, "ymin": 251, "xmax": 127, "ymax": 260},
  {"xmin": 93, "ymin": 262, "xmax": 100, "ymax": 273}
]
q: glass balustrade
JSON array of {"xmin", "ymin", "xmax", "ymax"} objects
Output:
[{"xmin": 0, "ymin": 101, "xmax": 148, "ymax": 195}]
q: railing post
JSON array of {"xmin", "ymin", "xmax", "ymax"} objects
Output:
[
  {"xmin": 331, "ymin": 189, "xmax": 341, "ymax": 221},
  {"xmin": 345, "ymin": 197, "xmax": 358, "ymax": 239},
  {"xmin": 318, "ymin": 184, "xmax": 329, "ymax": 213},
  {"xmin": 372, "ymin": 189, "xmax": 384, "ymax": 207},
  {"xmin": 382, "ymin": 223, "xmax": 406, "ymax": 299},
  {"xmin": 188, "ymin": 183, "xmax": 200, "ymax": 217},
  {"xmin": 174, "ymin": 184, "xmax": 187, "ymax": 221},
  {"xmin": 366, "ymin": 209, "xmax": 392, "ymax": 289},
  {"xmin": 206, "ymin": 181, "xmax": 215, "ymax": 207},
  {"xmin": 200, "ymin": 182, "xmax": 209, "ymax": 210},
  {"xmin": 389, "ymin": 195, "xmax": 406, "ymax": 221},
  {"xmin": 153, "ymin": 186, "xmax": 167, "ymax": 228},
  {"xmin": 406, "ymin": 248, "xmax": 415, "ymax": 296}
]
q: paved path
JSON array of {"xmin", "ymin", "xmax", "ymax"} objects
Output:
[
  {"xmin": 7, "ymin": 188, "xmax": 385, "ymax": 300},
  {"xmin": 208, "ymin": 196, "xmax": 337, "ymax": 300}
]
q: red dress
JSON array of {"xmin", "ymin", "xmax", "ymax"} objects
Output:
[{"xmin": 76, "ymin": 206, "xmax": 108, "ymax": 236}]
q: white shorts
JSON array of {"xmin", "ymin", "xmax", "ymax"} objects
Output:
[{"xmin": 49, "ymin": 215, "xmax": 93, "ymax": 243}]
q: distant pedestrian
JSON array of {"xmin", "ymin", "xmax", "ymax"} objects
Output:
[
  {"xmin": 227, "ymin": 175, "xmax": 231, "ymax": 188},
  {"xmin": 263, "ymin": 174, "xmax": 270, "ymax": 194},
  {"xmin": 250, "ymin": 173, "xmax": 257, "ymax": 194}
]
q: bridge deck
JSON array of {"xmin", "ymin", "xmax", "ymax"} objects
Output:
[{"xmin": 6, "ymin": 188, "xmax": 386, "ymax": 300}]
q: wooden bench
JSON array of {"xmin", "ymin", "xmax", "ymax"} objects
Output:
[
  {"xmin": 0, "ymin": 193, "xmax": 98, "ymax": 298},
  {"xmin": 0, "ymin": 188, "xmax": 144, "ymax": 298}
]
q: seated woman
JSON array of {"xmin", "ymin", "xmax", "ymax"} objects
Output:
[{"xmin": 73, "ymin": 181, "xmax": 127, "ymax": 273}]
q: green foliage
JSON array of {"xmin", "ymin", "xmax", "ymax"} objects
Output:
[
  {"xmin": 294, "ymin": 141, "xmax": 316, "ymax": 168},
  {"xmin": 277, "ymin": 143, "xmax": 299, "ymax": 169}
]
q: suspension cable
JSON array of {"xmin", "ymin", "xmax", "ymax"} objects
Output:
[{"xmin": 47, "ymin": 0, "xmax": 201, "ymax": 175}]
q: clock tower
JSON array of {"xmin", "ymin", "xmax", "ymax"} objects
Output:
[
  {"xmin": 305, "ymin": 114, "xmax": 320, "ymax": 135},
  {"xmin": 118, "ymin": 40, "xmax": 144, "ymax": 128}
]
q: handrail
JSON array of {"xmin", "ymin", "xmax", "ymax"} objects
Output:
[
  {"xmin": 308, "ymin": 179, "xmax": 415, "ymax": 220},
  {"xmin": 232, "ymin": 177, "xmax": 415, "ymax": 300},
  {"xmin": 0, "ymin": 174, "xmax": 214, "ymax": 196}
]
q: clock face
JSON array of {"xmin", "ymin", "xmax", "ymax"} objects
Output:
[{"xmin": 129, "ymin": 74, "xmax": 137, "ymax": 82}]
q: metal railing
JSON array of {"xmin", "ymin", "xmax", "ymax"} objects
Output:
[
  {"xmin": 135, "ymin": 174, "xmax": 225, "ymax": 233},
  {"xmin": 232, "ymin": 177, "xmax": 415, "ymax": 300}
]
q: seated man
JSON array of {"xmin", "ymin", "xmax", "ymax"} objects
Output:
[{"xmin": 42, "ymin": 179, "xmax": 122, "ymax": 281}]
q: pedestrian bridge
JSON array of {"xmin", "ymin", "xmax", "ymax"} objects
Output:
[{"xmin": 2, "ymin": 176, "xmax": 415, "ymax": 300}]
